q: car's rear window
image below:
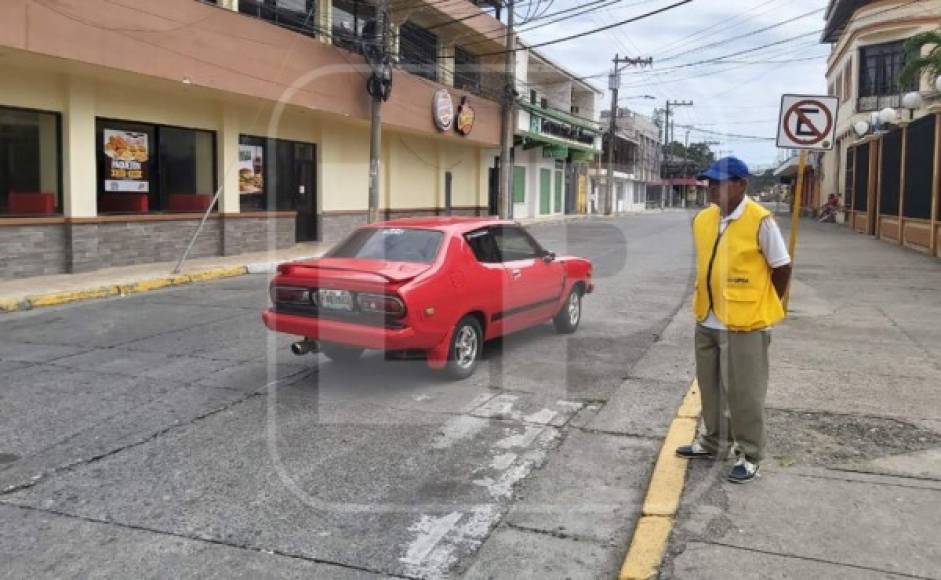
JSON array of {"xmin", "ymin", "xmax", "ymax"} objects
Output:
[{"xmin": 327, "ymin": 228, "xmax": 443, "ymax": 264}]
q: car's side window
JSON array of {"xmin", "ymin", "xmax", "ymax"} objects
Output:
[
  {"xmin": 493, "ymin": 226, "xmax": 541, "ymax": 262},
  {"xmin": 465, "ymin": 228, "xmax": 502, "ymax": 264}
]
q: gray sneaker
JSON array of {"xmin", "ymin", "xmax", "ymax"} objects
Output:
[
  {"xmin": 675, "ymin": 440, "xmax": 715, "ymax": 459},
  {"xmin": 727, "ymin": 456, "xmax": 760, "ymax": 483}
]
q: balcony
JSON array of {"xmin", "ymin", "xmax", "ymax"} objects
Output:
[{"xmin": 517, "ymin": 102, "xmax": 601, "ymax": 152}]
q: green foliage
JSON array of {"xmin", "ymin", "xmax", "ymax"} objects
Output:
[{"xmin": 899, "ymin": 29, "xmax": 941, "ymax": 88}]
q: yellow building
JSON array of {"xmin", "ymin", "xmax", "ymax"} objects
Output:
[
  {"xmin": 818, "ymin": 0, "xmax": 941, "ymax": 256},
  {"xmin": 0, "ymin": 0, "xmax": 507, "ymax": 278}
]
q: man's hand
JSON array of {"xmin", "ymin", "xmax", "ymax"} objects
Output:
[{"xmin": 771, "ymin": 264, "xmax": 792, "ymax": 302}]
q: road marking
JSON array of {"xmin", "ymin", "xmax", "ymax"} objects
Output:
[{"xmin": 619, "ymin": 380, "xmax": 701, "ymax": 580}]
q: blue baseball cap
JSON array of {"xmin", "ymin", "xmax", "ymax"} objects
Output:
[{"xmin": 698, "ymin": 156, "xmax": 750, "ymax": 181}]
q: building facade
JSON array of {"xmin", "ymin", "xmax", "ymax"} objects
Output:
[
  {"xmin": 818, "ymin": 0, "xmax": 941, "ymax": 256},
  {"xmin": 591, "ymin": 107, "xmax": 662, "ymax": 213},
  {"xmin": 508, "ymin": 47, "xmax": 602, "ymax": 219},
  {"xmin": 0, "ymin": 0, "xmax": 508, "ymax": 279}
]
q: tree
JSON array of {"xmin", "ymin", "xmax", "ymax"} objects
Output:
[{"xmin": 899, "ymin": 29, "xmax": 941, "ymax": 88}]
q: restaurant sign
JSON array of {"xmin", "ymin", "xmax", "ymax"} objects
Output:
[
  {"xmin": 103, "ymin": 129, "xmax": 150, "ymax": 192},
  {"xmin": 433, "ymin": 89, "xmax": 454, "ymax": 132},
  {"xmin": 456, "ymin": 97, "xmax": 475, "ymax": 136}
]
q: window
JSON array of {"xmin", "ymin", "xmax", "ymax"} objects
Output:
[
  {"xmin": 239, "ymin": 0, "xmax": 316, "ymax": 37},
  {"xmin": 843, "ymin": 58, "xmax": 853, "ymax": 102},
  {"xmin": 0, "ymin": 106, "xmax": 61, "ymax": 216},
  {"xmin": 454, "ymin": 46, "xmax": 480, "ymax": 93},
  {"xmin": 530, "ymin": 90, "xmax": 537, "ymax": 105},
  {"xmin": 328, "ymin": 227, "xmax": 443, "ymax": 263},
  {"xmin": 97, "ymin": 119, "xmax": 216, "ymax": 214},
  {"xmin": 859, "ymin": 40, "xmax": 913, "ymax": 98},
  {"xmin": 332, "ymin": 0, "xmax": 375, "ymax": 53},
  {"xmin": 465, "ymin": 228, "xmax": 501, "ymax": 263},
  {"xmin": 540, "ymin": 97, "xmax": 548, "ymax": 109},
  {"xmin": 399, "ymin": 22, "xmax": 438, "ymax": 82},
  {"xmin": 493, "ymin": 226, "xmax": 541, "ymax": 261}
]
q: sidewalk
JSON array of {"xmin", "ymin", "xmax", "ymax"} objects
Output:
[
  {"xmin": 0, "ymin": 243, "xmax": 325, "ymax": 313},
  {"xmin": 662, "ymin": 220, "xmax": 941, "ymax": 579}
]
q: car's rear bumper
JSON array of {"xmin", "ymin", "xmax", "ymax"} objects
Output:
[{"xmin": 261, "ymin": 309, "xmax": 438, "ymax": 350}]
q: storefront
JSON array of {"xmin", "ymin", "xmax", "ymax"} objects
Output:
[{"xmin": 0, "ymin": 0, "xmax": 502, "ymax": 280}]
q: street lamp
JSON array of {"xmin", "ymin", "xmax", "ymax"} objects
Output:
[
  {"xmin": 853, "ymin": 120, "xmax": 871, "ymax": 138},
  {"xmin": 878, "ymin": 107, "xmax": 899, "ymax": 125},
  {"xmin": 902, "ymin": 91, "xmax": 924, "ymax": 110}
]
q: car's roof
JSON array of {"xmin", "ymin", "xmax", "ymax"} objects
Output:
[{"xmin": 367, "ymin": 216, "xmax": 515, "ymax": 233}]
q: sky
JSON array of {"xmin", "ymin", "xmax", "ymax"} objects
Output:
[{"xmin": 512, "ymin": 0, "xmax": 831, "ymax": 168}]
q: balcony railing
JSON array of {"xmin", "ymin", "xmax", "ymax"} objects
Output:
[{"xmin": 857, "ymin": 94, "xmax": 902, "ymax": 113}]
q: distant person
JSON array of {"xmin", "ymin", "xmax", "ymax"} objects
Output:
[
  {"xmin": 676, "ymin": 156, "xmax": 792, "ymax": 483},
  {"xmin": 818, "ymin": 193, "xmax": 840, "ymax": 223}
]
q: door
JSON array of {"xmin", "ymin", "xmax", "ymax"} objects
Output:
[
  {"xmin": 493, "ymin": 225, "xmax": 564, "ymax": 330},
  {"xmin": 275, "ymin": 140, "xmax": 317, "ymax": 242},
  {"xmin": 539, "ymin": 168, "xmax": 551, "ymax": 215},
  {"xmin": 488, "ymin": 165, "xmax": 500, "ymax": 216},
  {"xmin": 554, "ymin": 170, "xmax": 563, "ymax": 214},
  {"xmin": 512, "ymin": 165, "xmax": 526, "ymax": 218}
]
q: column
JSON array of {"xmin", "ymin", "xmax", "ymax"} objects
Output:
[
  {"xmin": 438, "ymin": 43, "xmax": 455, "ymax": 87},
  {"xmin": 219, "ymin": 102, "xmax": 242, "ymax": 256},
  {"xmin": 317, "ymin": 0, "xmax": 332, "ymax": 44},
  {"xmin": 219, "ymin": 0, "xmax": 239, "ymax": 10},
  {"xmin": 62, "ymin": 76, "xmax": 99, "ymax": 273}
]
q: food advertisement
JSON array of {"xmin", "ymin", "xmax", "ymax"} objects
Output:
[
  {"xmin": 239, "ymin": 144, "xmax": 264, "ymax": 194},
  {"xmin": 103, "ymin": 129, "xmax": 150, "ymax": 192}
]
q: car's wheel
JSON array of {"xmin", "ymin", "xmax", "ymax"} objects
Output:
[
  {"xmin": 445, "ymin": 316, "xmax": 482, "ymax": 380},
  {"xmin": 553, "ymin": 287, "xmax": 582, "ymax": 334},
  {"xmin": 319, "ymin": 343, "xmax": 365, "ymax": 363}
]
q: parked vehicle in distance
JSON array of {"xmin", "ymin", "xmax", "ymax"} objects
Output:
[{"xmin": 262, "ymin": 217, "xmax": 594, "ymax": 379}]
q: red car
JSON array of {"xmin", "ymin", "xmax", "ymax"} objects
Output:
[{"xmin": 262, "ymin": 217, "xmax": 593, "ymax": 379}]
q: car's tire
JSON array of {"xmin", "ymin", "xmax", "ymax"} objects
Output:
[
  {"xmin": 553, "ymin": 286, "xmax": 583, "ymax": 334},
  {"xmin": 319, "ymin": 343, "xmax": 365, "ymax": 363},
  {"xmin": 445, "ymin": 316, "xmax": 483, "ymax": 380}
]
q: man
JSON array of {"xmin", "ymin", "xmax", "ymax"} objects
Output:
[{"xmin": 676, "ymin": 156, "xmax": 792, "ymax": 483}]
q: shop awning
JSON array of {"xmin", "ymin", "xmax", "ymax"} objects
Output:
[{"xmin": 518, "ymin": 131, "xmax": 598, "ymax": 154}]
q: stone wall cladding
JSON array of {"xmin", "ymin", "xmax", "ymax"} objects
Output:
[
  {"xmin": 97, "ymin": 219, "xmax": 223, "ymax": 269},
  {"xmin": 67, "ymin": 223, "xmax": 100, "ymax": 273},
  {"xmin": 223, "ymin": 216, "xmax": 296, "ymax": 256},
  {"xmin": 0, "ymin": 224, "xmax": 68, "ymax": 280},
  {"xmin": 322, "ymin": 213, "xmax": 368, "ymax": 245}
]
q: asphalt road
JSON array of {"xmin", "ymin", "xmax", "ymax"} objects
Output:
[{"xmin": 0, "ymin": 212, "xmax": 696, "ymax": 579}]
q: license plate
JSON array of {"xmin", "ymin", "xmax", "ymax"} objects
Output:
[{"xmin": 317, "ymin": 289, "xmax": 353, "ymax": 311}]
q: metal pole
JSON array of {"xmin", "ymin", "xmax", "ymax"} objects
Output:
[
  {"xmin": 173, "ymin": 183, "xmax": 224, "ymax": 274},
  {"xmin": 783, "ymin": 149, "xmax": 807, "ymax": 312},
  {"xmin": 367, "ymin": 3, "xmax": 387, "ymax": 224},
  {"xmin": 499, "ymin": 0, "xmax": 515, "ymax": 219},
  {"xmin": 606, "ymin": 55, "xmax": 619, "ymax": 216}
]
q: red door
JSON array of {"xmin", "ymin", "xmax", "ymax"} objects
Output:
[{"xmin": 493, "ymin": 226, "xmax": 564, "ymax": 329}]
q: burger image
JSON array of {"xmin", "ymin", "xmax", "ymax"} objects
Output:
[{"xmin": 239, "ymin": 168, "xmax": 256, "ymax": 193}]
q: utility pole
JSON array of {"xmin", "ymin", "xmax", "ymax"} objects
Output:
[
  {"xmin": 606, "ymin": 54, "xmax": 652, "ymax": 215},
  {"xmin": 366, "ymin": 1, "xmax": 390, "ymax": 223},
  {"xmin": 498, "ymin": 0, "xmax": 516, "ymax": 219},
  {"xmin": 661, "ymin": 99, "xmax": 692, "ymax": 207}
]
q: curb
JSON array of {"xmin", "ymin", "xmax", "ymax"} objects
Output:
[
  {"xmin": 1, "ymin": 265, "xmax": 250, "ymax": 314},
  {"xmin": 619, "ymin": 380, "xmax": 701, "ymax": 580}
]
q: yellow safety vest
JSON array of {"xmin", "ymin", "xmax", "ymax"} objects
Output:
[{"xmin": 693, "ymin": 200, "xmax": 785, "ymax": 331}]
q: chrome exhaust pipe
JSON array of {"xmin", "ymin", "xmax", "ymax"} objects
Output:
[{"xmin": 291, "ymin": 340, "xmax": 318, "ymax": 356}]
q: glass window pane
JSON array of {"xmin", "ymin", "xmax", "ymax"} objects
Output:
[
  {"xmin": 328, "ymin": 228, "xmax": 443, "ymax": 263},
  {"xmin": 98, "ymin": 120, "xmax": 155, "ymax": 214},
  {"xmin": 0, "ymin": 107, "xmax": 61, "ymax": 216},
  {"xmin": 494, "ymin": 226, "xmax": 539, "ymax": 261}
]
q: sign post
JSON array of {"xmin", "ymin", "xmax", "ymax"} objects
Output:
[{"xmin": 775, "ymin": 94, "xmax": 839, "ymax": 311}]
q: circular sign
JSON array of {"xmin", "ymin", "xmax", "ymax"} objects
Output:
[
  {"xmin": 782, "ymin": 99, "xmax": 833, "ymax": 147},
  {"xmin": 433, "ymin": 89, "xmax": 454, "ymax": 132},
  {"xmin": 456, "ymin": 97, "xmax": 475, "ymax": 136}
]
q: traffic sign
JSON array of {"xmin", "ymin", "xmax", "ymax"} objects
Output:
[{"xmin": 776, "ymin": 94, "xmax": 839, "ymax": 150}]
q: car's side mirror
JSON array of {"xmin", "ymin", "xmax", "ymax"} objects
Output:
[{"xmin": 542, "ymin": 251, "xmax": 556, "ymax": 263}]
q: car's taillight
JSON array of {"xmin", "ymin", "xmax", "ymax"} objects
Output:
[
  {"xmin": 357, "ymin": 293, "xmax": 406, "ymax": 317},
  {"xmin": 270, "ymin": 285, "xmax": 312, "ymax": 304}
]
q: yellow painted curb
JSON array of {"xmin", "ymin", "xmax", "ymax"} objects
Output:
[
  {"xmin": 619, "ymin": 516, "xmax": 673, "ymax": 580},
  {"xmin": 186, "ymin": 266, "xmax": 248, "ymax": 283},
  {"xmin": 0, "ymin": 298, "xmax": 23, "ymax": 313},
  {"xmin": 619, "ymin": 380, "xmax": 701, "ymax": 580},
  {"xmin": 118, "ymin": 274, "xmax": 192, "ymax": 295},
  {"xmin": 28, "ymin": 286, "xmax": 120, "ymax": 308}
]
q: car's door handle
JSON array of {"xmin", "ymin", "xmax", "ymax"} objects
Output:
[{"xmin": 511, "ymin": 269, "xmax": 522, "ymax": 279}]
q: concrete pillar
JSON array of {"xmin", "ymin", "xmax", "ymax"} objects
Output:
[
  {"xmin": 220, "ymin": 0, "xmax": 238, "ymax": 10},
  {"xmin": 63, "ymin": 76, "xmax": 96, "ymax": 219},
  {"xmin": 62, "ymin": 76, "xmax": 99, "ymax": 273},
  {"xmin": 218, "ymin": 102, "xmax": 241, "ymax": 215},
  {"xmin": 438, "ymin": 43, "xmax": 455, "ymax": 87},
  {"xmin": 317, "ymin": 0, "xmax": 332, "ymax": 44}
]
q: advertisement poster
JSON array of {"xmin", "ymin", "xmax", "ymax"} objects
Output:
[
  {"xmin": 103, "ymin": 129, "xmax": 149, "ymax": 192},
  {"xmin": 239, "ymin": 144, "xmax": 264, "ymax": 194}
]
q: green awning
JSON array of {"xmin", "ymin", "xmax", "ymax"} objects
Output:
[
  {"xmin": 520, "ymin": 131, "xmax": 597, "ymax": 154},
  {"xmin": 518, "ymin": 101, "xmax": 601, "ymax": 133},
  {"xmin": 542, "ymin": 144, "xmax": 569, "ymax": 159}
]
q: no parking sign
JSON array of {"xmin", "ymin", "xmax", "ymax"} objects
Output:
[{"xmin": 776, "ymin": 94, "xmax": 839, "ymax": 150}]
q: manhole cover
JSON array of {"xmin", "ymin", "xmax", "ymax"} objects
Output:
[{"xmin": 0, "ymin": 453, "xmax": 20, "ymax": 464}]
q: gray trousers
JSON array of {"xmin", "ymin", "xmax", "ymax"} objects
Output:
[{"xmin": 694, "ymin": 324, "xmax": 771, "ymax": 462}]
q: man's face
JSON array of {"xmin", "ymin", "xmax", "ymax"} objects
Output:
[{"xmin": 707, "ymin": 178, "xmax": 747, "ymax": 207}]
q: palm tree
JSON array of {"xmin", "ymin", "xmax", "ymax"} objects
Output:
[{"xmin": 899, "ymin": 29, "xmax": 941, "ymax": 90}]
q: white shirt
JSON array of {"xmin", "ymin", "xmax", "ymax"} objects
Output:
[{"xmin": 700, "ymin": 198, "xmax": 791, "ymax": 330}]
